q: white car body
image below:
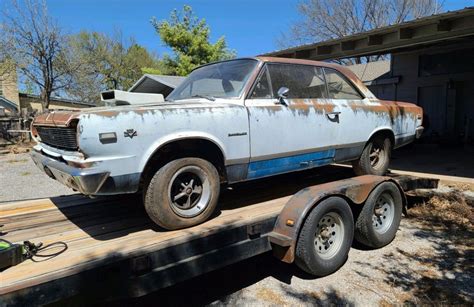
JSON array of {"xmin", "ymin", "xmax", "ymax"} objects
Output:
[{"xmin": 31, "ymin": 57, "xmax": 423, "ymax": 195}]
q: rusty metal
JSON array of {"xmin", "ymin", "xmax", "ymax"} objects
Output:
[{"xmin": 268, "ymin": 175, "xmax": 399, "ymax": 263}]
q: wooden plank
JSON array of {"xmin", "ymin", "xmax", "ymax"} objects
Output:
[{"xmin": 0, "ymin": 197, "xmax": 287, "ymax": 294}]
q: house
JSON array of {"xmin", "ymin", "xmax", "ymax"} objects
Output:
[{"xmin": 264, "ymin": 7, "xmax": 474, "ymax": 144}]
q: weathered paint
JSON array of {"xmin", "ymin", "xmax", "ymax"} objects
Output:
[
  {"xmin": 247, "ymin": 149, "xmax": 335, "ymax": 179},
  {"xmin": 31, "ymin": 57, "xmax": 423, "ymax": 195}
]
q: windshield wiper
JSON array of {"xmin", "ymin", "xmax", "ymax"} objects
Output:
[{"xmin": 190, "ymin": 94, "xmax": 216, "ymax": 101}]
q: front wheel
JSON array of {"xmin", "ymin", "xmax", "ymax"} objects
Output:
[
  {"xmin": 144, "ymin": 158, "xmax": 220, "ymax": 230},
  {"xmin": 352, "ymin": 136, "xmax": 392, "ymax": 176},
  {"xmin": 295, "ymin": 197, "xmax": 354, "ymax": 277}
]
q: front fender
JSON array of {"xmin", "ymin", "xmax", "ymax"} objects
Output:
[{"xmin": 138, "ymin": 131, "xmax": 228, "ymax": 173}]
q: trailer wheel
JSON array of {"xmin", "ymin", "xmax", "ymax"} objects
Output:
[
  {"xmin": 354, "ymin": 182, "xmax": 402, "ymax": 248},
  {"xmin": 144, "ymin": 158, "xmax": 220, "ymax": 230},
  {"xmin": 352, "ymin": 135, "xmax": 391, "ymax": 176},
  {"xmin": 295, "ymin": 197, "xmax": 354, "ymax": 277}
]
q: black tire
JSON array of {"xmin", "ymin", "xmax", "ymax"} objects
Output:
[
  {"xmin": 354, "ymin": 182, "xmax": 403, "ymax": 249},
  {"xmin": 144, "ymin": 158, "xmax": 220, "ymax": 230},
  {"xmin": 295, "ymin": 197, "xmax": 354, "ymax": 277},
  {"xmin": 352, "ymin": 135, "xmax": 392, "ymax": 176}
]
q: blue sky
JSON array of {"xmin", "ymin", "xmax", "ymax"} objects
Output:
[
  {"xmin": 44, "ymin": 0, "xmax": 301, "ymax": 57},
  {"xmin": 2, "ymin": 0, "xmax": 472, "ymax": 57}
]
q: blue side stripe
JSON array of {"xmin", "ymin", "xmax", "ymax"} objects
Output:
[{"xmin": 247, "ymin": 149, "xmax": 335, "ymax": 179}]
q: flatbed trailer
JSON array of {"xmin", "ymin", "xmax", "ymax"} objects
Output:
[{"xmin": 0, "ymin": 167, "xmax": 437, "ymax": 306}]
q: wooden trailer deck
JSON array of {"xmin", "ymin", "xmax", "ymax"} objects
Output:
[
  {"xmin": 0, "ymin": 166, "xmax": 356, "ymax": 305},
  {"xmin": 0, "ymin": 166, "xmax": 437, "ymax": 305}
]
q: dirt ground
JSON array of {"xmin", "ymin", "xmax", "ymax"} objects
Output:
[{"xmin": 2, "ymin": 152, "xmax": 473, "ymax": 306}]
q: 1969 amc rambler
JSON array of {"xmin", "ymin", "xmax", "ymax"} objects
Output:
[{"xmin": 31, "ymin": 57, "xmax": 424, "ymax": 229}]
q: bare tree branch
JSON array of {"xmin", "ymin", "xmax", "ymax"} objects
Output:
[{"xmin": 0, "ymin": 0, "xmax": 76, "ymax": 110}]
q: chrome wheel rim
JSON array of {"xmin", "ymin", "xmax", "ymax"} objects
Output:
[
  {"xmin": 314, "ymin": 212, "xmax": 344, "ymax": 259},
  {"xmin": 372, "ymin": 192, "xmax": 395, "ymax": 234},
  {"xmin": 168, "ymin": 166, "xmax": 211, "ymax": 218}
]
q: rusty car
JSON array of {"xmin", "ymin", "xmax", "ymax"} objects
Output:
[{"xmin": 30, "ymin": 57, "xmax": 424, "ymax": 230}]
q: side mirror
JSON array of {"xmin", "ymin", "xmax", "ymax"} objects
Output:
[{"xmin": 277, "ymin": 87, "xmax": 289, "ymax": 106}]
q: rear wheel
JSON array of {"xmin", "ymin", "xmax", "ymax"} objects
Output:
[
  {"xmin": 295, "ymin": 197, "xmax": 354, "ymax": 277},
  {"xmin": 354, "ymin": 182, "xmax": 403, "ymax": 248},
  {"xmin": 144, "ymin": 158, "xmax": 220, "ymax": 230},
  {"xmin": 353, "ymin": 135, "xmax": 392, "ymax": 176}
]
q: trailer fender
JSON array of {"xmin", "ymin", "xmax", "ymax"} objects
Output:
[{"xmin": 268, "ymin": 175, "xmax": 406, "ymax": 263}]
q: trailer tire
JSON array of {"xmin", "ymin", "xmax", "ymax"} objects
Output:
[
  {"xmin": 295, "ymin": 197, "xmax": 354, "ymax": 277},
  {"xmin": 354, "ymin": 182, "xmax": 402, "ymax": 248},
  {"xmin": 353, "ymin": 135, "xmax": 391, "ymax": 176},
  {"xmin": 144, "ymin": 158, "xmax": 220, "ymax": 230}
]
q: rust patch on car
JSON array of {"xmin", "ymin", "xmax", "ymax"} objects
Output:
[{"xmin": 33, "ymin": 111, "xmax": 80, "ymax": 127}]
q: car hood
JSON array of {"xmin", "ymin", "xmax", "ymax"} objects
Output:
[{"xmin": 32, "ymin": 100, "xmax": 233, "ymax": 127}]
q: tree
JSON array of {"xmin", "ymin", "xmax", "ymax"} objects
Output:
[
  {"xmin": 67, "ymin": 31, "xmax": 163, "ymax": 102},
  {"xmin": 280, "ymin": 0, "xmax": 444, "ymax": 63},
  {"xmin": 0, "ymin": 0, "xmax": 76, "ymax": 110},
  {"xmin": 151, "ymin": 5, "xmax": 235, "ymax": 76}
]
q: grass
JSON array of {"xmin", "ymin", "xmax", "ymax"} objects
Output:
[{"xmin": 409, "ymin": 190, "xmax": 473, "ymax": 230}]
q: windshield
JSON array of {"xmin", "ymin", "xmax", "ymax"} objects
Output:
[{"xmin": 167, "ymin": 59, "xmax": 258, "ymax": 101}]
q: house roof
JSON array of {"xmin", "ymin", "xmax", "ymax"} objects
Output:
[
  {"xmin": 345, "ymin": 61, "xmax": 391, "ymax": 82},
  {"xmin": 263, "ymin": 7, "xmax": 474, "ymax": 60},
  {"xmin": 129, "ymin": 74, "xmax": 185, "ymax": 93},
  {"xmin": 19, "ymin": 93, "xmax": 95, "ymax": 107},
  {"xmin": 0, "ymin": 96, "xmax": 18, "ymax": 113}
]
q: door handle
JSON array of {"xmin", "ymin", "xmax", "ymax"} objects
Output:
[{"xmin": 326, "ymin": 111, "xmax": 341, "ymax": 122}]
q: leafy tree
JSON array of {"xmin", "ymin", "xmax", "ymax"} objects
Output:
[
  {"xmin": 67, "ymin": 31, "xmax": 163, "ymax": 102},
  {"xmin": 0, "ymin": 0, "xmax": 77, "ymax": 110},
  {"xmin": 151, "ymin": 5, "xmax": 235, "ymax": 76}
]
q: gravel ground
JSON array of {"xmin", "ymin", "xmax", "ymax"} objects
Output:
[
  {"xmin": 2, "ymin": 152, "xmax": 473, "ymax": 305},
  {"xmin": 0, "ymin": 152, "xmax": 75, "ymax": 203}
]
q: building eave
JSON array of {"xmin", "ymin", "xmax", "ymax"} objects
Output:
[{"xmin": 262, "ymin": 7, "xmax": 474, "ymax": 60}]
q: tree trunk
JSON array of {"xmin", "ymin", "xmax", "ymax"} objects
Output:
[{"xmin": 40, "ymin": 90, "xmax": 50, "ymax": 111}]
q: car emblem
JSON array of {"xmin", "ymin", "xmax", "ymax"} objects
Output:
[{"xmin": 124, "ymin": 129, "xmax": 138, "ymax": 139}]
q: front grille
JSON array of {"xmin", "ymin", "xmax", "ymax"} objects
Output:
[{"xmin": 36, "ymin": 126, "xmax": 78, "ymax": 150}]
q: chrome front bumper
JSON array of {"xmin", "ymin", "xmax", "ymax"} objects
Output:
[{"xmin": 31, "ymin": 150, "xmax": 110, "ymax": 195}]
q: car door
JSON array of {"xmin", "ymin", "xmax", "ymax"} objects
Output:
[
  {"xmin": 322, "ymin": 67, "xmax": 376, "ymax": 162},
  {"xmin": 244, "ymin": 63, "xmax": 339, "ymax": 180}
]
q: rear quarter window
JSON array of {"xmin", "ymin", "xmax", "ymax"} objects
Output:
[{"xmin": 324, "ymin": 68, "xmax": 363, "ymax": 100}]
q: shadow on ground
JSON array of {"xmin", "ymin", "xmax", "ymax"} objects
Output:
[
  {"xmin": 355, "ymin": 194, "xmax": 474, "ymax": 305},
  {"xmin": 390, "ymin": 143, "xmax": 474, "ymax": 178}
]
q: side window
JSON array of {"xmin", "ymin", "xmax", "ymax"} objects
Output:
[
  {"xmin": 267, "ymin": 64, "xmax": 327, "ymax": 99},
  {"xmin": 250, "ymin": 67, "xmax": 272, "ymax": 99},
  {"xmin": 323, "ymin": 68, "xmax": 363, "ymax": 100}
]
